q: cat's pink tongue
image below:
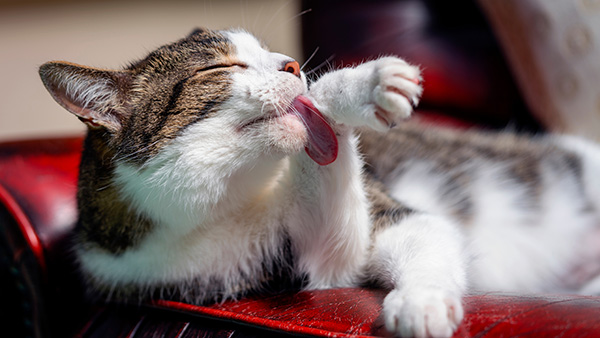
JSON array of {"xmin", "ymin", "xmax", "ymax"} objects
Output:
[{"xmin": 292, "ymin": 95, "xmax": 338, "ymax": 165}]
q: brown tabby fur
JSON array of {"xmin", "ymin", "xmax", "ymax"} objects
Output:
[{"xmin": 40, "ymin": 29, "xmax": 237, "ymax": 254}]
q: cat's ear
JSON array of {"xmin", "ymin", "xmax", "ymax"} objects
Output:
[
  {"xmin": 188, "ymin": 27, "xmax": 207, "ymax": 37},
  {"xmin": 39, "ymin": 61, "xmax": 132, "ymax": 132}
]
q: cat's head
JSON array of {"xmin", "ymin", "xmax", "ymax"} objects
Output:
[
  {"xmin": 40, "ymin": 28, "xmax": 311, "ymax": 166},
  {"xmin": 40, "ymin": 28, "xmax": 324, "ymax": 229}
]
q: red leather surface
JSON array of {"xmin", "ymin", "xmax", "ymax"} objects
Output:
[
  {"xmin": 70, "ymin": 290, "xmax": 600, "ymax": 338},
  {"xmin": 0, "ymin": 137, "xmax": 81, "ymax": 271},
  {"xmin": 460, "ymin": 294, "xmax": 600, "ymax": 337},
  {"xmin": 154, "ymin": 289, "xmax": 600, "ymax": 338},
  {"xmin": 156, "ymin": 288, "xmax": 389, "ymax": 337},
  {"xmin": 2, "ymin": 136, "xmax": 600, "ymax": 337}
]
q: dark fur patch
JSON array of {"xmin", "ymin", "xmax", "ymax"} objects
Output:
[
  {"xmin": 114, "ymin": 29, "xmax": 235, "ymax": 164},
  {"xmin": 76, "ymin": 130, "xmax": 154, "ymax": 254},
  {"xmin": 365, "ymin": 175, "xmax": 415, "ymax": 236},
  {"xmin": 75, "ymin": 29, "xmax": 236, "ymax": 253}
]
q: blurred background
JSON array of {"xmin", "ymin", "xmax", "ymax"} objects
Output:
[{"xmin": 2, "ymin": 0, "xmax": 600, "ymax": 141}]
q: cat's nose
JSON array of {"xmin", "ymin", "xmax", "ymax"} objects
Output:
[{"xmin": 281, "ymin": 60, "xmax": 301, "ymax": 78}]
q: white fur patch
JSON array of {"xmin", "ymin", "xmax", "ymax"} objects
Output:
[
  {"xmin": 467, "ymin": 162, "xmax": 593, "ymax": 292},
  {"xmin": 286, "ymin": 135, "xmax": 371, "ymax": 289},
  {"xmin": 388, "ymin": 153, "xmax": 599, "ymax": 294}
]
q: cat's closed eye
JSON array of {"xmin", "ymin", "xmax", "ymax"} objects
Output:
[{"xmin": 195, "ymin": 62, "xmax": 248, "ymax": 74}]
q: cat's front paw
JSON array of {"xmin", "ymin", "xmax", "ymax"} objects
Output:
[
  {"xmin": 308, "ymin": 56, "xmax": 422, "ymax": 132},
  {"xmin": 368, "ymin": 57, "xmax": 422, "ymax": 131},
  {"xmin": 383, "ymin": 288, "xmax": 463, "ymax": 338}
]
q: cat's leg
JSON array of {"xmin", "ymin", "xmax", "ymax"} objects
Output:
[
  {"xmin": 365, "ymin": 181, "xmax": 467, "ymax": 338},
  {"xmin": 288, "ymin": 57, "xmax": 424, "ymax": 289},
  {"xmin": 308, "ymin": 57, "xmax": 467, "ymax": 337},
  {"xmin": 371, "ymin": 213, "xmax": 467, "ymax": 337}
]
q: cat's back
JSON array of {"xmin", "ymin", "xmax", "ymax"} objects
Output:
[
  {"xmin": 359, "ymin": 122, "xmax": 572, "ymax": 184},
  {"xmin": 358, "ymin": 121, "xmax": 589, "ymax": 229}
]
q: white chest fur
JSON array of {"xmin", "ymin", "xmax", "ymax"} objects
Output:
[{"xmin": 78, "ymin": 126, "xmax": 370, "ymax": 297}]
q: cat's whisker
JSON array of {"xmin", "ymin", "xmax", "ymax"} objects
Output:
[
  {"xmin": 260, "ymin": 101, "xmax": 271, "ymax": 117},
  {"xmin": 112, "ymin": 139, "xmax": 163, "ymax": 164},
  {"xmin": 252, "ymin": 5, "xmax": 263, "ymax": 34},
  {"xmin": 278, "ymin": 8, "xmax": 312, "ymax": 32},
  {"xmin": 240, "ymin": 0, "xmax": 248, "ymax": 31},
  {"xmin": 288, "ymin": 105, "xmax": 319, "ymax": 140},
  {"xmin": 301, "ymin": 46, "xmax": 319, "ymax": 71},
  {"xmin": 257, "ymin": 0, "xmax": 295, "ymax": 43},
  {"xmin": 96, "ymin": 183, "xmax": 112, "ymax": 192},
  {"xmin": 304, "ymin": 55, "xmax": 336, "ymax": 78}
]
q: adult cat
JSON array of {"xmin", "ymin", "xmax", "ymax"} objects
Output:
[{"xmin": 39, "ymin": 28, "xmax": 600, "ymax": 337}]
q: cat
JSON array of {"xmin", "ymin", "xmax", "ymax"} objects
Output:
[{"xmin": 38, "ymin": 28, "xmax": 600, "ymax": 338}]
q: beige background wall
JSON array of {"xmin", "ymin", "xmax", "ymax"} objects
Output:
[{"xmin": 0, "ymin": 0, "xmax": 301, "ymax": 141}]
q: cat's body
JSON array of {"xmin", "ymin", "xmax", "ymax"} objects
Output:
[
  {"xmin": 39, "ymin": 28, "xmax": 600, "ymax": 337},
  {"xmin": 362, "ymin": 125, "xmax": 600, "ymax": 294}
]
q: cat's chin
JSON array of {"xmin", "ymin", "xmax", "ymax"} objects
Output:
[{"xmin": 266, "ymin": 113, "xmax": 308, "ymax": 153}]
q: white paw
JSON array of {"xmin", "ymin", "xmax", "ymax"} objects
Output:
[
  {"xmin": 383, "ymin": 288, "xmax": 463, "ymax": 338},
  {"xmin": 363, "ymin": 57, "xmax": 422, "ymax": 132}
]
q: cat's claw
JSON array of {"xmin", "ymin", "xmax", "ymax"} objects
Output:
[
  {"xmin": 375, "ymin": 106, "xmax": 397, "ymax": 129},
  {"xmin": 383, "ymin": 288, "xmax": 463, "ymax": 338},
  {"xmin": 369, "ymin": 57, "xmax": 422, "ymax": 132}
]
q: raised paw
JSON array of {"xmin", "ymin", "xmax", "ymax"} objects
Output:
[
  {"xmin": 307, "ymin": 56, "xmax": 422, "ymax": 131},
  {"xmin": 383, "ymin": 288, "xmax": 463, "ymax": 338},
  {"xmin": 370, "ymin": 57, "xmax": 422, "ymax": 131}
]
